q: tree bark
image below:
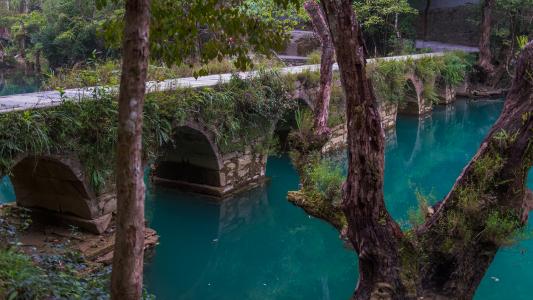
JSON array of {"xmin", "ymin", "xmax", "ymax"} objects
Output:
[
  {"xmin": 319, "ymin": 0, "xmax": 406, "ymax": 298},
  {"xmin": 418, "ymin": 41, "xmax": 533, "ymax": 299},
  {"xmin": 423, "ymin": 0, "xmax": 431, "ymax": 41},
  {"xmin": 309, "ymin": 0, "xmax": 533, "ymax": 298},
  {"xmin": 110, "ymin": 0, "xmax": 151, "ymax": 299},
  {"xmin": 17, "ymin": 21, "xmax": 27, "ymax": 70},
  {"xmin": 478, "ymin": 0, "xmax": 496, "ymax": 77},
  {"xmin": 19, "ymin": 0, "xmax": 27, "ymax": 13},
  {"xmin": 34, "ymin": 48, "xmax": 41, "ymax": 73},
  {"xmin": 304, "ymin": 0, "xmax": 335, "ymax": 137}
]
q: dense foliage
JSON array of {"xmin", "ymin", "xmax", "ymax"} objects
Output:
[
  {"xmin": 353, "ymin": 0, "xmax": 418, "ymax": 56},
  {"xmin": 0, "ymin": 0, "xmax": 299, "ymax": 73},
  {"xmin": 0, "ymin": 0, "xmax": 121, "ymax": 69},
  {"xmin": 368, "ymin": 52, "xmax": 472, "ymax": 104},
  {"xmin": 0, "ymin": 71, "xmax": 293, "ymax": 192},
  {"xmin": 491, "ymin": 0, "xmax": 533, "ymax": 64}
]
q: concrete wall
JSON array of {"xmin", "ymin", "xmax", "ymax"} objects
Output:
[{"xmin": 409, "ymin": 0, "xmax": 479, "ymax": 10}]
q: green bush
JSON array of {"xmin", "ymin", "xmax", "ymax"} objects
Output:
[
  {"xmin": 439, "ymin": 52, "xmax": 472, "ymax": 87},
  {"xmin": 368, "ymin": 59, "xmax": 407, "ymax": 103},
  {"xmin": 0, "ymin": 249, "xmax": 112, "ymax": 300},
  {"xmin": 483, "ymin": 211, "xmax": 521, "ymax": 246},
  {"xmin": 306, "ymin": 51, "xmax": 322, "ymax": 65},
  {"xmin": 368, "ymin": 52, "xmax": 470, "ymax": 105},
  {"xmin": 307, "ymin": 159, "xmax": 344, "ymax": 205}
]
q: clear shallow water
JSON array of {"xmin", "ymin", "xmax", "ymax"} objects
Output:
[
  {"xmin": 1, "ymin": 99, "xmax": 532, "ymax": 299},
  {"xmin": 0, "ymin": 70, "xmax": 42, "ymax": 96}
]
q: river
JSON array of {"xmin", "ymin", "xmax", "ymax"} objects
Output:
[{"xmin": 1, "ymin": 99, "xmax": 532, "ymax": 299}]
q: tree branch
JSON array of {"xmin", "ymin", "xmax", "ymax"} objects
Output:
[
  {"xmin": 304, "ymin": 0, "xmax": 335, "ymax": 137},
  {"xmin": 320, "ymin": 0, "xmax": 405, "ymax": 298},
  {"xmin": 419, "ymin": 41, "xmax": 533, "ymax": 299}
]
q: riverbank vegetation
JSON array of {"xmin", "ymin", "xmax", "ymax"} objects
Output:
[
  {"xmin": 0, "ymin": 205, "xmax": 109, "ymax": 299},
  {"xmin": 285, "ymin": 0, "xmax": 532, "ymax": 296},
  {"xmin": 1, "ymin": 0, "xmax": 532, "ymax": 298},
  {"xmin": 0, "ymin": 71, "xmax": 292, "ymax": 192}
]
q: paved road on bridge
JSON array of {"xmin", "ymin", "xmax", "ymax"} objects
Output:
[{"xmin": 0, "ymin": 52, "xmax": 445, "ymax": 114}]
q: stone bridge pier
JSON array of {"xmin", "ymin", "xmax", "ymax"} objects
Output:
[
  {"xmin": 398, "ymin": 72, "xmax": 459, "ymax": 117},
  {"xmin": 5, "ymin": 155, "xmax": 115, "ymax": 234},
  {"xmin": 398, "ymin": 72, "xmax": 433, "ymax": 116},
  {"xmin": 152, "ymin": 121, "xmax": 268, "ymax": 198}
]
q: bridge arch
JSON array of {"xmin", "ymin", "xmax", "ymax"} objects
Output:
[
  {"xmin": 9, "ymin": 155, "xmax": 114, "ymax": 233},
  {"xmin": 152, "ymin": 121, "xmax": 225, "ymax": 195},
  {"xmin": 273, "ymin": 98, "xmax": 314, "ymax": 151},
  {"xmin": 399, "ymin": 73, "xmax": 432, "ymax": 116}
]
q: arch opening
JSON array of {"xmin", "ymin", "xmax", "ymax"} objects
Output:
[
  {"xmin": 11, "ymin": 156, "xmax": 93, "ymax": 218},
  {"xmin": 399, "ymin": 79, "xmax": 421, "ymax": 115},
  {"xmin": 273, "ymin": 99, "xmax": 313, "ymax": 152},
  {"xmin": 154, "ymin": 126, "xmax": 222, "ymax": 188},
  {"xmin": 8, "ymin": 156, "xmax": 111, "ymax": 234}
]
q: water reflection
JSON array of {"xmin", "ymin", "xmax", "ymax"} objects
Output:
[
  {"xmin": 0, "ymin": 68, "xmax": 42, "ymax": 96},
  {"xmin": 144, "ymin": 156, "xmax": 356, "ymax": 300},
  {"xmin": 0, "ymin": 176, "xmax": 15, "ymax": 204},
  {"xmin": 2, "ymin": 98, "xmax": 527, "ymax": 300}
]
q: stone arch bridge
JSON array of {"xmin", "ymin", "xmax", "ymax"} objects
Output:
[{"xmin": 0, "ymin": 53, "xmax": 459, "ymax": 234}]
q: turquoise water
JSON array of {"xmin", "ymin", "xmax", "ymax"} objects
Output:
[
  {"xmin": 0, "ymin": 70, "xmax": 42, "ymax": 96},
  {"xmin": 1, "ymin": 99, "xmax": 532, "ymax": 299}
]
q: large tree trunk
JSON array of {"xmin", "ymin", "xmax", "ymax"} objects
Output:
[
  {"xmin": 314, "ymin": 0, "xmax": 533, "ymax": 298},
  {"xmin": 110, "ymin": 0, "xmax": 151, "ymax": 299},
  {"xmin": 423, "ymin": 0, "xmax": 432, "ymax": 41},
  {"xmin": 304, "ymin": 0, "xmax": 335, "ymax": 137},
  {"xmin": 19, "ymin": 0, "xmax": 27, "ymax": 13},
  {"xmin": 319, "ymin": 0, "xmax": 406, "ymax": 298},
  {"xmin": 34, "ymin": 48, "xmax": 41, "ymax": 73},
  {"xmin": 418, "ymin": 41, "xmax": 533, "ymax": 299},
  {"xmin": 478, "ymin": 0, "xmax": 496, "ymax": 77}
]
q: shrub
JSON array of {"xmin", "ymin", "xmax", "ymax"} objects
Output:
[
  {"xmin": 368, "ymin": 59, "xmax": 407, "ymax": 103},
  {"xmin": 306, "ymin": 50, "xmax": 321, "ymax": 65},
  {"xmin": 483, "ymin": 211, "xmax": 521, "ymax": 246},
  {"xmin": 439, "ymin": 52, "xmax": 471, "ymax": 87},
  {"xmin": 307, "ymin": 159, "xmax": 344, "ymax": 205}
]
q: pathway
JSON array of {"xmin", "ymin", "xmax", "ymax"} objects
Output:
[
  {"xmin": 0, "ymin": 52, "xmax": 444, "ymax": 114},
  {"xmin": 415, "ymin": 40, "xmax": 479, "ymax": 53}
]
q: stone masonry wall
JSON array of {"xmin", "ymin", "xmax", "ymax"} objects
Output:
[
  {"xmin": 220, "ymin": 145, "xmax": 268, "ymax": 195},
  {"xmin": 321, "ymin": 102, "xmax": 398, "ymax": 153},
  {"xmin": 415, "ymin": 5, "xmax": 480, "ymax": 47}
]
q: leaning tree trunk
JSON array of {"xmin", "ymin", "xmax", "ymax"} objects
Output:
[
  {"xmin": 478, "ymin": 0, "xmax": 496, "ymax": 78},
  {"xmin": 319, "ymin": 0, "xmax": 406, "ymax": 298},
  {"xmin": 110, "ymin": 0, "xmax": 151, "ymax": 299},
  {"xmin": 418, "ymin": 41, "xmax": 533, "ymax": 299},
  {"xmin": 305, "ymin": 0, "xmax": 335, "ymax": 137},
  {"xmin": 313, "ymin": 0, "xmax": 533, "ymax": 298}
]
